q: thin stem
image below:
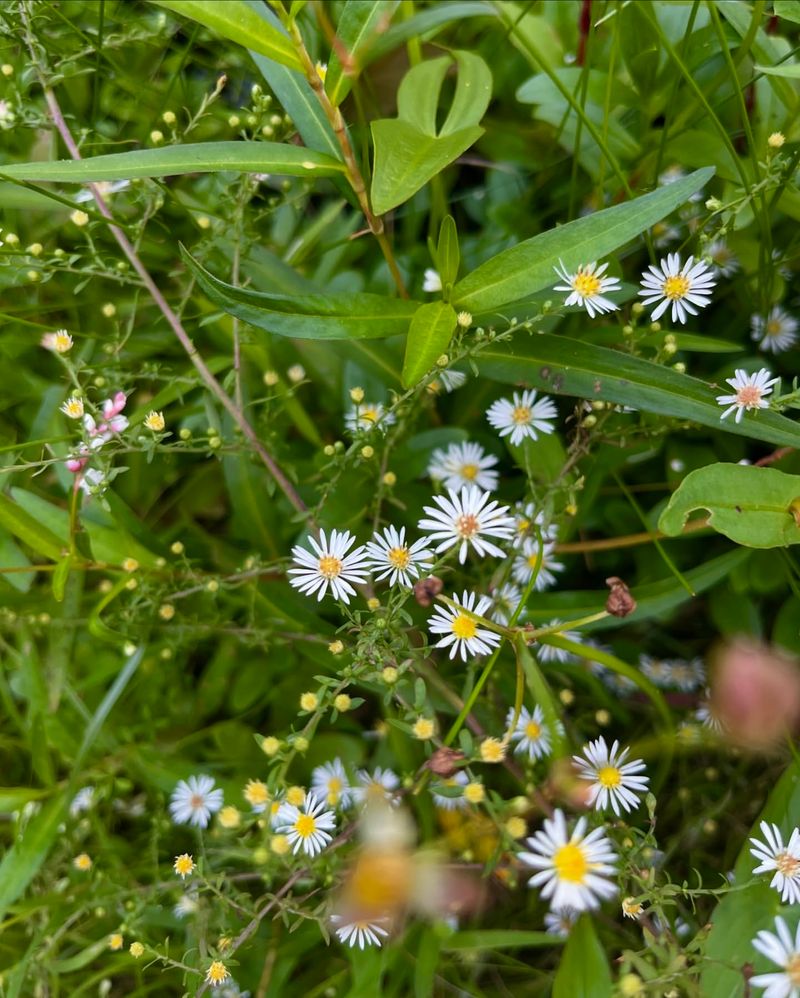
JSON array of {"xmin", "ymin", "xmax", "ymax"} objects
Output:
[{"xmin": 33, "ymin": 82, "xmax": 306, "ymax": 517}]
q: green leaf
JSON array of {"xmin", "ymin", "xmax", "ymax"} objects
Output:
[
  {"xmin": 326, "ymin": 1, "xmax": 399, "ymax": 107},
  {"xmin": 436, "ymin": 215, "xmax": 460, "ymax": 289},
  {"xmin": 0, "ymin": 794, "xmax": 66, "ymax": 923},
  {"xmin": 443, "ymin": 930, "xmax": 559, "ymax": 950},
  {"xmin": 477, "ymin": 335, "xmax": 800, "ymax": 449},
  {"xmin": 515, "ymin": 634, "xmax": 566, "ymax": 757},
  {"xmin": 553, "ymin": 916, "xmax": 612, "ymax": 998},
  {"xmin": 0, "ymin": 493, "xmax": 65, "ymax": 562},
  {"xmin": 0, "ymin": 142, "xmax": 346, "ymax": 184},
  {"xmin": 659, "ymin": 464, "xmax": 800, "ymax": 548},
  {"xmin": 402, "ymin": 302, "xmax": 457, "ymax": 388},
  {"xmin": 775, "ymin": 0, "xmax": 800, "ymax": 22},
  {"xmin": 183, "ymin": 246, "xmax": 419, "ymax": 339},
  {"xmin": 0, "ymin": 529, "xmax": 34, "ymax": 593},
  {"xmin": 755, "ymin": 62, "xmax": 800, "ymax": 78},
  {"xmin": 151, "ymin": 0, "xmax": 302, "ymax": 70},
  {"xmin": 371, "ymin": 120, "xmax": 483, "ymax": 215},
  {"xmin": 370, "ymin": 51, "xmax": 491, "ymax": 214},
  {"xmin": 367, "ymin": 2, "xmax": 494, "ymax": 65},
  {"xmin": 452, "ymin": 167, "xmax": 714, "ymax": 312}
]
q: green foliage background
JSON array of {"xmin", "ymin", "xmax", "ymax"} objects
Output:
[{"xmin": 1, "ymin": 0, "xmax": 800, "ymax": 995}]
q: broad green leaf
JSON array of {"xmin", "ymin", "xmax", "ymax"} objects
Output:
[
  {"xmin": 517, "ymin": 67, "xmax": 637, "ymax": 108},
  {"xmin": 371, "ymin": 121, "xmax": 482, "ymax": 215},
  {"xmin": 659, "ymin": 464, "xmax": 800, "ymax": 548},
  {"xmin": 326, "ymin": 1, "xmax": 399, "ymax": 106},
  {"xmin": 0, "ymin": 493, "xmax": 65, "ymax": 562},
  {"xmin": 552, "ymin": 915, "xmax": 612, "ymax": 998},
  {"xmin": 476, "ymin": 335, "xmax": 800, "ymax": 449},
  {"xmin": 0, "ymin": 788, "xmax": 51, "ymax": 811},
  {"xmin": 371, "ymin": 51, "xmax": 491, "ymax": 214},
  {"xmin": 0, "ymin": 529, "xmax": 34, "ymax": 592},
  {"xmin": 151, "ymin": 0, "xmax": 302, "ymax": 70},
  {"xmin": 0, "ymin": 142, "xmax": 346, "ymax": 184},
  {"xmin": 527, "ymin": 548, "xmax": 749, "ymax": 630},
  {"xmin": 452, "ymin": 167, "xmax": 714, "ymax": 312},
  {"xmin": 775, "ymin": 0, "xmax": 800, "ymax": 22},
  {"xmin": 443, "ymin": 930, "xmax": 559, "ymax": 950},
  {"xmin": 756, "ymin": 62, "xmax": 800, "ymax": 78},
  {"xmin": 436, "ymin": 215, "xmax": 460, "ymax": 289},
  {"xmin": 0, "ymin": 795, "xmax": 66, "ymax": 923},
  {"xmin": 183, "ymin": 246, "xmax": 419, "ymax": 339},
  {"xmin": 401, "ymin": 302, "xmax": 457, "ymax": 388},
  {"xmin": 515, "ymin": 634, "xmax": 566, "ymax": 757}
]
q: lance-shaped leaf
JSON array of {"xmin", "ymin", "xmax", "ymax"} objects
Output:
[
  {"xmin": 151, "ymin": 0, "xmax": 302, "ymax": 70},
  {"xmin": 552, "ymin": 916, "xmax": 613, "ymax": 998},
  {"xmin": 183, "ymin": 247, "xmax": 419, "ymax": 339},
  {"xmin": 477, "ymin": 335, "xmax": 800, "ymax": 448},
  {"xmin": 659, "ymin": 464, "xmax": 800, "ymax": 548},
  {"xmin": 453, "ymin": 167, "xmax": 714, "ymax": 312},
  {"xmin": 325, "ymin": 1, "xmax": 399, "ymax": 106},
  {"xmin": 401, "ymin": 301, "xmax": 457, "ymax": 387},
  {"xmin": 0, "ymin": 142, "xmax": 346, "ymax": 183}
]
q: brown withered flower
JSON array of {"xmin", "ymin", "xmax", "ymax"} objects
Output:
[
  {"xmin": 605, "ymin": 577, "xmax": 637, "ymax": 617},
  {"xmin": 414, "ymin": 575, "xmax": 443, "ymax": 607}
]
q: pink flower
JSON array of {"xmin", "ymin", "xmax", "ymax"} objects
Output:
[{"xmin": 84, "ymin": 393, "xmax": 129, "ymax": 445}]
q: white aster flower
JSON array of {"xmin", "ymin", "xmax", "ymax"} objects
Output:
[
  {"xmin": 74, "ymin": 179, "xmax": 131, "ymax": 203},
  {"xmin": 169, "ymin": 775, "xmax": 224, "ymax": 829},
  {"xmin": 512, "ymin": 538, "xmax": 564, "ymax": 591},
  {"xmin": 486, "ymin": 389, "xmax": 558, "ymax": 445},
  {"xmin": 512, "ymin": 502, "xmax": 557, "ymax": 550},
  {"xmin": 427, "ymin": 590, "xmax": 501, "ymax": 661},
  {"xmin": 488, "ymin": 582, "xmax": 523, "ymax": 626},
  {"xmin": 423, "ymin": 268, "xmax": 442, "ymax": 293},
  {"xmin": 173, "ymin": 891, "xmax": 199, "ymax": 919},
  {"xmin": 275, "ymin": 792, "xmax": 336, "ymax": 857},
  {"xmin": 573, "ymin": 737, "xmax": 649, "ymax": 816},
  {"xmin": 331, "ymin": 914, "xmax": 390, "ymax": 949},
  {"xmin": 431, "ymin": 771, "xmax": 469, "ymax": 811},
  {"xmin": 344, "ymin": 401, "xmax": 395, "ymax": 435},
  {"xmin": 417, "ymin": 487, "xmax": 514, "ymax": 564},
  {"xmin": 639, "ymin": 654, "xmax": 704, "ymax": 691},
  {"xmin": 537, "ymin": 620, "xmax": 579, "ymax": 663},
  {"xmin": 428, "ymin": 369, "xmax": 467, "ymax": 394},
  {"xmin": 427, "ymin": 441, "xmax": 499, "ymax": 492},
  {"xmin": 652, "ymin": 220, "xmax": 681, "ymax": 249},
  {"xmin": 288, "ymin": 528, "xmax": 369, "ymax": 604},
  {"xmin": 659, "ymin": 164, "xmax": 704, "ymax": 202},
  {"xmin": 750, "ymin": 822, "xmax": 800, "ymax": 905},
  {"xmin": 364, "ymin": 525, "xmax": 433, "ymax": 587},
  {"xmin": 61, "ymin": 396, "xmax": 84, "ymax": 419},
  {"xmin": 70, "ymin": 786, "xmax": 95, "ymax": 817},
  {"xmin": 544, "ymin": 907, "xmax": 578, "ymax": 937},
  {"xmin": 707, "ymin": 239, "xmax": 740, "ymax": 277},
  {"xmin": 506, "ymin": 704, "xmax": 557, "ymax": 762},
  {"xmin": 752, "ymin": 306, "xmax": 798, "ymax": 354},
  {"xmin": 311, "ymin": 759, "xmax": 352, "ymax": 808},
  {"xmin": 351, "ymin": 767, "xmax": 400, "ymax": 806},
  {"xmin": 716, "ymin": 367, "xmax": 779, "ymax": 423},
  {"xmin": 519, "ymin": 808, "xmax": 617, "ymax": 912},
  {"xmin": 752, "ymin": 916, "xmax": 800, "ymax": 998},
  {"xmin": 552, "ymin": 259, "xmax": 621, "ymax": 318},
  {"xmin": 639, "ymin": 252, "xmax": 716, "ymax": 324}
]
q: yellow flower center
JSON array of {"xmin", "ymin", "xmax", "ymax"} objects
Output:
[
  {"xmin": 527, "ymin": 553, "xmax": 539, "ymax": 569},
  {"xmin": 64, "ymin": 400, "xmax": 83, "ymax": 417},
  {"xmin": 365, "ymin": 780, "xmax": 386, "ymax": 799},
  {"xmin": 598, "ymin": 765, "xmax": 621, "ymax": 788},
  {"xmin": 461, "ymin": 463, "xmax": 478, "ymax": 480},
  {"xmin": 451, "ymin": 613, "xmax": 478, "ymax": 640},
  {"xmin": 525, "ymin": 720, "xmax": 541, "ymax": 740},
  {"xmin": 517, "ymin": 517, "xmax": 530, "ymax": 533},
  {"xmin": 777, "ymin": 851, "xmax": 800, "ymax": 877},
  {"xmin": 295, "ymin": 814, "xmax": 317, "ymax": 838},
  {"xmin": 387, "ymin": 546, "xmax": 411, "ymax": 569},
  {"xmin": 360, "ymin": 407, "xmax": 378, "ymax": 423},
  {"xmin": 662, "ymin": 274, "xmax": 691, "ymax": 300},
  {"xmin": 455, "ymin": 513, "xmax": 480, "ymax": 538},
  {"xmin": 736, "ymin": 386, "xmax": 762, "ymax": 407},
  {"xmin": 318, "ymin": 555, "xmax": 342, "ymax": 579},
  {"xmin": 788, "ymin": 953, "xmax": 800, "ymax": 985},
  {"xmin": 766, "ymin": 319, "xmax": 782, "ymax": 336},
  {"xmin": 512, "ymin": 405, "xmax": 532, "ymax": 425},
  {"xmin": 207, "ymin": 961, "xmax": 228, "ymax": 984},
  {"xmin": 553, "ymin": 842, "xmax": 588, "ymax": 883},
  {"xmin": 572, "ymin": 271, "xmax": 602, "ymax": 297}
]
